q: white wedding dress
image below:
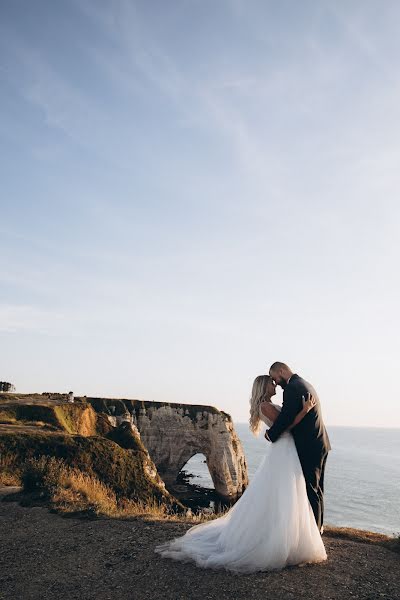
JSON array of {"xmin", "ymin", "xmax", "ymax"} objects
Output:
[{"xmin": 155, "ymin": 404, "xmax": 327, "ymax": 573}]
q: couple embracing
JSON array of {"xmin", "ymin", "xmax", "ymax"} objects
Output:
[{"xmin": 156, "ymin": 362, "xmax": 331, "ymax": 573}]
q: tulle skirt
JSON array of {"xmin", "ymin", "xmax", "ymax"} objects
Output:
[{"xmin": 155, "ymin": 433, "xmax": 327, "ymax": 573}]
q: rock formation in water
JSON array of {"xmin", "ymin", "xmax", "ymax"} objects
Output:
[{"xmin": 88, "ymin": 398, "xmax": 249, "ymax": 500}]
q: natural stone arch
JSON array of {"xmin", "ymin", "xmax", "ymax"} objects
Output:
[
  {"xmin": 88, "ymin": 398, "xmax": 249, "ymax": 501},
  {"xmin": 134, "ymin": 404, "xmax": 249, "ymax": 500}
]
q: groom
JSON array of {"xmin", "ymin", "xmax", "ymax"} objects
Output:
[{"xmin": 265, "ymin": 362, "xmax": 331, "ymax": 533}]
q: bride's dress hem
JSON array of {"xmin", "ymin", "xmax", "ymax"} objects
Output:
[
  {"xmin": 154, "ymin": 412, "xmax": 327, "ymax": 574},
  {"xmin": 154, "ymin": 543, "xmax": 327, "ymax": 574}
]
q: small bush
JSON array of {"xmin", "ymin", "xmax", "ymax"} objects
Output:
[
  {"xmin": 53, "ymin": 469, "xmax": 118, "ymax": 515},
  {"xmin": 0, "ymin": 431, "xmax": 180, "ymax": 509},
  {"xmin": 111, "ymin": 496, "xmax": 223, "ymax": 522},
  {"xmin": 22, "ymin": 456, "xmax": 66, "ymax": 495},
  {"xmin": 0, "ymin": 407, "xmax": 17, "ymax": 423},
  {"xmin": 17, "ymin": 456, "xmax": 213, "ymax": 521},
  {"xmin": 20, "ymin": 456, "xmax": 118, "ymax": 515},
  {"xmin": 0, "ymin": 452, "xmax": 21, "ymax": 486}
]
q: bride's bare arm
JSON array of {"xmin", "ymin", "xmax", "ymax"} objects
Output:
[{"xmin": 263, "ymin": 394, "xmax": 316, "ymax": 441}]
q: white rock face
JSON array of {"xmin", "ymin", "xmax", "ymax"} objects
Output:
[
  {"xmin": 88, "ymin": 398, "xmax": 249, "ymax": 500},
  {"xmin": 131, "ymin": 404, "xmax": 249, "ymax": 500}
]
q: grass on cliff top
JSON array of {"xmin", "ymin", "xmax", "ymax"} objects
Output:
[
  {"xmin": 0, "ymin": 398, "xmax": 185, "ymax": 517},
  {"xmin": 0, "ymin": 429, "xmax": 180, "ymax": 510},
  {"xmin": 0, "ymin": 393, "xmax": 231, "ymax": 425},
  {"xmin": 87, "ymin": 397, "xmax": 228, "ymax": 419},
  {"xmin": 324, "ymin": 525, "xmax": 400, "ymax": 554},
  {"xmin": 0, "ymin": 393, "xmax": 49, "ymax": 404},
  {"xmin": 21, "ymin": 456, "xmax": 176, "ymax": 519},
  {"xmin": 0, "ymin": 404, "xmax": 60, "ymax": 428},
  {"xmin": 0, "ymin": 401, "xmax": 113, "ymax": 439},
  {"xmin": 2, "ymin": 455, "xmax": 210, "ymax": 523},
  {"xmin": 0, "ymin": 452, "xmax": 21, "ymax": 486}
]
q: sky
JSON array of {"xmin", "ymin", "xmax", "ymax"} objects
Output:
[{"xmin": 1, "ymin": 0, "xmax": 399, "ymax": 428}]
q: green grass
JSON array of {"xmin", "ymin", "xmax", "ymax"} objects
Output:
[
  {"xmin": 0, "ymin": 451, "xmax": 21, "ymax": 486},
  {"xmin": 0, "ymin": 429, "xmax": 181, "ymax": 509},
  {"xmin": 0, "ymin": 393, "xmax": 229, "ymax": 425},
  {"xmin": 0, "ymin": 396, "xmax": 183, "ymax": 515},
  {"xmin": 0, "ymin": 401, "xmax": 111, "ymax": 436},
  {"xmin": 0, "ymin": 404, "xmax": 60, "ymax": 427},
  {"xmin": 4, "ymin": 455, "xmax": 202, "ymax": 521},
  {"xmin": 53, "ymin": 405, "xmax": 82, "ymax": 434},
  {"xmin": 0, "ymin": 393, "xmax": 229, "ymax": 521},
  {"xmin": 325, "ymin": 526, "xmax": 400, "ymax": 555},
  {"xmin": 106, "ymin": 421, "xmax": 145, "ymax": 452},
  {"xmin": 86, "ymin": 397, "xmax": 224, "ymax": 420}
]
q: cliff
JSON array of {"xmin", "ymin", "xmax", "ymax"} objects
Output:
[
  {"xmin": 0, "ymin": 394, "xmax": 179, "ymax": 509},
  {"xmin": 0, "ymin": 392, "xmax": 249, "ymax": 503},
  {"xmin": 87, "ymin": 397, "xmax": 249, "ymax": 500}
]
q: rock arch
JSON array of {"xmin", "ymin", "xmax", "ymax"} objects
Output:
[{"xmin": 88, "ymin": 398, "xmax": 249, "ymax": 501}]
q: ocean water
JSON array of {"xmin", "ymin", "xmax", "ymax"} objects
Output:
[{"xmin": 184, "ymin": 424, "xmax": 400, "ymax": 536}]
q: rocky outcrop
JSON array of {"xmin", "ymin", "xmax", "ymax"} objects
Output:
[
  {"xmin": 88, "ymin": 398, "xmax": 249, "ymax": 501},
  {"xmin": 0, "ymin": 396, "xmax": 181, "ymax": 509},
  {"xmin": 0, "ymin": 393, "xmax": 249, "ymax": 502}
]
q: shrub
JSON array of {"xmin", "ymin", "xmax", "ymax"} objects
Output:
[
  {"xmin": 22, "ymin": 456, "xmax": 66, "ymax": 495},
  {"xmin": 0, "ymin": 452, "xmax": 21, "ymax": 486},
  {"xmin": 20, "ymin": 456, "xmax": 118, "ymax": 515},
  {"xmin": 52, "ymin": 468, "xmax": 118, "ymax": 515}
]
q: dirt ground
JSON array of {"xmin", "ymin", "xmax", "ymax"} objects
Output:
[{"xmin": 0, "ymin": 487, "xmax": 399, "ymax": 600}]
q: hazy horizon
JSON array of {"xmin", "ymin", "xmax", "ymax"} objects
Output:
[{"xmin": 1, "ymin": 1, "xmax": 399, "ymax": 428}]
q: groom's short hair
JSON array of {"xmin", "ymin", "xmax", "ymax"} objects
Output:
[{"xmin": 270, "ymin": 361, "xmax": 290, "ymax": 371}]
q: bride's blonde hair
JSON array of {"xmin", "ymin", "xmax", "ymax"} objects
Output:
[{"xmin": 249, "ymin": 375, "xmax": 271, "ymax": 436}]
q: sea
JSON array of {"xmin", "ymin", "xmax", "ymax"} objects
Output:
[{"xmin": 184, "ymin": 425, "xmax": 400, "ymax": 537}]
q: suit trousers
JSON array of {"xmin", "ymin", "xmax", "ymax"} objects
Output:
[{"xmin": 298, "ymin": 451, "xmax": 328, "ymax": 531}]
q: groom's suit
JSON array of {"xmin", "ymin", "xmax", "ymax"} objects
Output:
[{"xmin": 267, "ymin": 374, "xmax": 331, "ymax": 530}]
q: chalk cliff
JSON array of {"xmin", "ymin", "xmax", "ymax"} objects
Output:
[
  {"xmin": 0, "ymin": 394, "xmax": 180, "ymax": 509},
  {"xmin": 88, "ymin": 398, "xmax": 249, "ymax": 500},
  {"xmin": 0, "ymin": 393, "xmax": 249, "ymax": 503}
]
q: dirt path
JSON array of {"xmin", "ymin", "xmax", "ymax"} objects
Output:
[{"xmin": 0, "ymin": 488, "xmax": 398, "ymax": 600}]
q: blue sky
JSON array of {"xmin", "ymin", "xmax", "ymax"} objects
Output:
[{"xmin": 1, "ymin": 0, "xmax": 399, "ymax": 427}]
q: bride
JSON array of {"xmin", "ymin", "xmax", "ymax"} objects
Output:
[{"xmin": 155, "ymin": 375, "xmax": 327, "ymax": 573}]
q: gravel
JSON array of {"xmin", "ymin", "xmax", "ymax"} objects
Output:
[{"xmin": 0, "ymin": 488, "xmax": 399, "ymax": 600}]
